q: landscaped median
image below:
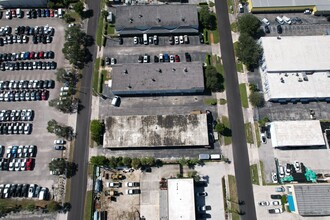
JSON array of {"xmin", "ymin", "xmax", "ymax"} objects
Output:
[
  {"xmin": 250, "ymin": 164, "xmax": 259, "ymax": 185},
  {"xmin": 239, "ymin": 83, "xmax": 249, "ymax": 108},
  {"xmin": 228, "ymin": 175, "xmax": 240, "ymax": 220}
]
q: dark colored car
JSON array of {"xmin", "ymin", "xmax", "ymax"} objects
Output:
[
  {"xmin": 185, "ymin": 52, "xmax": 191, "ymax": 62},
  {"xmin": 199, "ymin": 34, "xmax": 204, "ymax": 44},
  {"xmin": 264, "ymin": 25, "xmax": 270, "ymax": 33},
  {"xmin": 266, "ymin": 124, "xmax": 271, "ymax": 139},
  {"xmin": 270, "ymin": 194, "xmax": 282, "ymax": 200},
  {"xmin": 277, "ymin": 25, "xmax": 282, "ymax": 34}
]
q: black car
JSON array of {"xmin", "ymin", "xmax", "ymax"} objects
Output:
[
  {"xmin": 199, "ymin": 34, "xmax": 204, "ymax": 44},
  {"xmin": 22, "ymin": 184, "xmax": 29, "ymax": 197},
  {"xmin": 154, "ymin": 55, "xmax": 159, "ymax": 63},
  {"xmin": 119, "ymin": 37, "xmax": 123, "ymax": 45},
  {"xmin": 264, "ymin": 25, "xmax": 270, "ymax": 33},
  {"xmin": 48, "ymin": 80, "xmax": 55, "ymax": 89},
  {"xmin": 270, "ymin": 194, "xmax": 282, "ymax": 200},
  {"xmin": 266, "ymin": 124, "xmax": 271, "ymax": 139},
  {"xmin": 185, "ymin": 52, "xmax": 191, "ymax": 62},
  {"xmin": 277, "ymin": 25, "xmax": 282, "ymax": 34},
  {"xmin": 49, "ymin": 28, "xmax": 55, "ymax": 36}
]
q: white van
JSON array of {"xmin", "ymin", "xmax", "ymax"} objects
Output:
[
  {"xmin": 58, "ymin": 9, "xmax": 64, "ymax": 18},
  {"xmin": 60, "ymin": 86, "xmax": 69, "ymax": 92},
  {"xmin": 275, "ymin": 16, "xmax": 284, "ymax": 25},
  {"xmin": 111, "ymin": 96, "xmax": 120, "ymax": 107},
  {"xmin": 38, "ymin": 187, "xmax": 47, "ymax": 200},
  {"xmin": 16, "ymin": 8, "xmax": 22, "ymax": 18},
  {"xmin": 282, "ymin": 16, "xmax": 292, "ymax": 25},
  {"xmin": 143, "ymin": 34, "xmax": 148, "ymax": 45},
  {"xmin": 210, "ymin": 154, "xmax": 221, "ymax": 160},
  {"xmin": 261, "ymin": 18, "xmax": 270, "ymax": 26}
]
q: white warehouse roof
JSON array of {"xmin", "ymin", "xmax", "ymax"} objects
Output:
[
  {"xmin": 168, "ymin": 178, "xmax": 196, "ymax": 220},
  {"xmin": 261, "ymin": 36, "xmax": 330, "ymax": 72},
  {"xmin": 270, "ymin": 120, "xmax": 325, "ymax": 148}
]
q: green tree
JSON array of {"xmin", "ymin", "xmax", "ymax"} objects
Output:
[
  {"xmin": 49, "ymin": 97, "xmax": 79, "ymax": 114},
  {"xmin": 122, "ymin": 157, "xmax": 132, "ymax": 167},
  {"xmin": 55, "ymin": 68, "xmax": 68, "ymax": 83},
  {"xmin": 237, "ymin": 14, "xmax": 261, "ymax": 38},
  {"xmin": 258, "ymin": 116, "xmax": 270, "ymax": 127},
  {"xmin": 90, "ymin": 156, "xmax": 108, "ymax": 166},
  {"xmin": 249, "ymin": 92, "xmax": 265, "ymax": 107},
  {"xmin": 187, "ymin": 158, "xmax": 200, "ymax": 168},
  {"xmin": 90, "ymin": 120, "xmax": 103, "ymax": 145},
  {"xmin": 178, "ymin": 157, "xmax": 188, "ymax": 166},
  {"xmin": 108, "ymin": 156, "xmax": 118, "ymax": 168},
  {"xmin": 47, "ymin": 201, "xmax": 61, "ymax": 212},
  {"xmin": 73, "ymin": 2, "xmax": 84, "ymax": 15},
  {"xmin": 49, "ymin": 159, "xmax": 66, "ymax": 175},
  {"xmin": 215, "ymin": 122, "xmax": 225, "ymax": 134},
  {"xmin": 141, "ymin": 157, "xmax": 155, "ymax": 166},
  {"xmin": 131, "ymin": 158, "xmax": 141, "ymax": 169},
  {"xmin": 199, "ymin": 6, "xmax": 217, "ymax": 30},
  {"xmin": 63, "ymin": 14, "xmax": 75, "ymax": 23},
  {"xmin": 205, "ymin": 65, "xmax": 224, "ymax": 92},
  {"xmin": 249, "ymin": 83, "xmax": 258, "ymax": 92},
  {"xmin": 47, "ymin": 119, "xmax": 58, "ymax": 133},
  {"xmin": 101, "ymin": 10, "xmax": 108, "ymax": 18},
  {"xmin": 235, "ymin": 33, "xmax": 262, "ymax": 70}
]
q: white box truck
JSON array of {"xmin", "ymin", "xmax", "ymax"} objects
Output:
[
  {"xmin": 210, "ymin": 154, "xmax": 221, "ymax": 160},
  {"xmin": 143, "ymin": 34, "xmax": 148, "ymax": 45}
]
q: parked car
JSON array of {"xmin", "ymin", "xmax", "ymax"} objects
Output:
[
  {"xmin": 54, "ymin": 139, "xmax": 66, "ymax": 145},
  {"xmin": 277, "ymin": 25, "xmax": 283, "ymax": 34},
  {"xmin": 198, "ymin": 205, "xmax": 211, "ymax": 212},
  {"xmin": 268, "ymin": 208, "xmax": 282, "ymax": 214},
  {"xmin": 275, "ymin": 186, "xmax": 285, "ymax": 192},
  {"xmin": 258, "ymin": 201, "xmax": 270, "ymax": 206},
  {"xmin": 294, "ymin": 161, "xmax": 301, "ymax": 172},
  {"xmin": 272, "ymin": 200, "xmax": 282, "ymax": 206},
  {"xmin": 54, "ymin": 145, "xmax": 65, "ymax": 150},
  {"xmin": 196, "ymin": 192, "xmax": 208, "ymax": 197},
  {"xmin": 126, "ymin": 189, "xmax": 141, "ymax": 195},
  {"xmin": 270, "ymin": 194, "xmax": 282, "ymax": 200},
  {"xmin": 126, "ymin": 182, "xmax": 140, "ymax": 187}
]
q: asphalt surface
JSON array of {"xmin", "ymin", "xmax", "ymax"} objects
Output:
[
  {"xmin": 68, "ymin": 0, "xmax": 101, "ymax": 219},
  {"xmin": 215, "ymin": 1, "xmax": 257, "ymax": 219}
]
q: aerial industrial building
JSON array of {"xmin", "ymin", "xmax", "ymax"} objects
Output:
[
  {"xmin": 248, "ymin": 0, "xmax": 330, "ymax": 15},
  {"xmin": 260, "ymin": 36, "xmax": 330, "ymax": 102},
  {"xmin": 0, "ymin": 0, "xmax": 47, "ymax": 8},
  {"xmin": 111, "ymin": 62, "xmax": 204, "ymax": 96},
  {"xmin": 103, "ymin": 114, "xmax": 209, "ymax": 148},
  {"xmin": 270, "ymin": 120, "xmax": 325, "ymax": 148},
  {"xmin": 115, "ymin": 4, "xmax": 199, "ymax": 35}
]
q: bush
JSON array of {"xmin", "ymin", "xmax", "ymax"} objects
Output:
[
  {"xmin": 205, "ymin": 65, "xmax": 225, "ymax": 92},
  {"xmin": 64, "ymin": 14, "xmax": 75, "ymax": 23},
  {"xmin": 73, "ymin": 2, "xmax": 84, "ymax": 15},
  {"xmin": 235, "ymin": 33, "xmax": 262, "ymax": 70},
  {"xmin": 131, "ymin": 158, "xmax": 141, "ymax": 169},
  {"xmin": 90, "ymin": 120, "xmax": 103, "ymax": 145},
  {"xmin": 237, "ymin": 14, "xmax": 261, "ymax": 38},
  {"xmin": 90, "ymin": 156, "xmax": 108, "ymax": 166},
  {"xmin": 199, "ymin": 6, "xmax": 217, "ymax": 30},
  {"xmin": 249, "ymin": 92, "xmax": 265, "ymax": 107}
]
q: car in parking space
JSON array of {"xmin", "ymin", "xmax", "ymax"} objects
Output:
[
  {"xmin": 159, "ymin": 53, "xmax": 164, "ymax": 62},
  {"xmin": 277, "ymin": 25, "xmax": 283, "ymax": 34},
  {"xmin": 174, "ymin": 36, "xmax": 179, "ymax": 44},
  {"xmin": 179, "ymin": 35, "xmax": 184, "ymax": 44},
  {"xmin": 170, "ymin": 55, "xmax": 175, "ymax": 63},
  {"xmin": 196, "ymin": 192, "xmax": 208, "ymax": 197},
  {"xmin": 143, "ymin": 54, "xmax": 149, "ymax": 63},
  {"xmin": 164, "ymin": 53, "xmax": 169, "ymax": 62},
  {"xmin": 264, "ymin": 25, "xmax": 270, "ymax": 34},
  {"xmin": 266, "ymin": 124, "xmax": 271, "ymax": 139},
  {"xmin": 126, "ymin": 189, "xmax": 141, "ymax": 195},
  {"xmin": 272, "ymin": 200, "xmax": 282, "ymax": 206},
  {"xmin": 126, "ymin": 182, "xmax": 140, "ymax": 187},
  {"xmin": 133, "ymin": 36, "xmax": 138, "ymax": 44},
  {"xmin": 54, "ymin": 139, "xmax": 66, "ymax": 145},
  {"xmin": 153, "ymin": 35, "xmax": 158, "ymax": 45},
  {"xmin": 138, "ymin": 55, "xmax": 143, "ymax": 63},
  {"xmin": 261, "ymin": 132, "xmax": 267, "ymax": 144},
  {"xmin": 268, "ymin": 208, "xmax": 282, "ymax": 214},
  {"xmin": 175, "ymin": 55, "xmax": 180, "ymax": 62},
  {"xmin": 275, "ymin": 186, "xmax": 285, "ymax": 192},
  {"xmin": 199, "ymin": 34, "xmax": 204, "ymax": 44},
  {"xmin": 185, "ymin": 52, "xmax": 191, "ymax": 62},
  {"xmin": 294, "ymin": 161, "xmax": 301, "ymax": 172},
  {"xmin": 28, "ymin": 184, "xmax": 36, "ymax": 198},
  {"xmin": 278, "ymin": 166, "xmax": 285, "ymax": 178},
  {"xmin": 53, "ymin": 145, "xmax": 65, "ymax": 150},
  {"xmin": 270, "ymin": 194, "xmax": 282, "ymax": 200},
  {"xmin": 111, "ymin": 58, "xmax": 116, "ymax": 65},
  {"xmin": 198, "ymin": 205, "xmax": 211, "ymax": 212},
  {"xmin": 285, "ymin": 163, "xmax": 292, "ymax": 176},
  {"xmin": 258, "ymin": 201, "xmax": 270, "ymax": 206},
  {"xmin": 169, "ymin": 35, "xmax": 174, "ymax": 45}
]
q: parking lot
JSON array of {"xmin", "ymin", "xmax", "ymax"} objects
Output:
[
  {"xmin": 254, "ymin": 13, "xmax": 330, "ymax": 36},
  {"xmin": 0, "ymin": 13, "xmax": 69, "ymax": 192}
]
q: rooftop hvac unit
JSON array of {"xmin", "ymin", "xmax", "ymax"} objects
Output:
[
  {"xmin": 280, "ymin": 78, "xmax": 284, "ymax": 83},
  {"xmin": 327, "ymin": 72, "xmax": 330, "ymax": 78},
  {"xmin": 298, "ymin": 78, "xmax": 303, "ymax": 82},
  {"xmin": 302, "ymin": 72, "xmax": 308, "ymax": 81}
]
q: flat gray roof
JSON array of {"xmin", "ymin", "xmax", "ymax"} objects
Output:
[
  {"xmin": 115, "ymin": 4, "xmax": 199, "ymax": 34},
  {"xmin": 294, "ymin": 184, "xmax": 330, "ymax": 216},
  {"xmin": 168, "ymin": 178, "xmax": 196, "ymax": 220},
  {"xmin": 263, "ymin": 71, "xmax": 330, "ymax": 101},
  {"xmin": 251, "ymin": 0, "xmax": 330, "ymax": 9},
  {"xmin": 270, "ymin": 120, "xmax": 325, "ymax": 148},
  {"xmin": 111, "ymin": 62, "xmax": 204, "ymax": 95},
  {"xmin": 103, "ymin": 114, "xmax": 209, "ymax": 148},
  {"xmin": 261, "ymin": 36, "xmax": 330, "ymax": 73}
]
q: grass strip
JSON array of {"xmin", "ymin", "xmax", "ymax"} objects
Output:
[
  {"xmin": 259, "ymin": 160, "xmax": 266, "ymax": 185},
  {"xmin": 222, "ymin": 116, "xmax": 232, "ymax": 145},
  {"xmin": 244, "ymin": 122, "xmax": 254, "ymax": 144},
  {"xmin": 204, "ymin": 98, "xmax": 218, "ymax": 105},
  {"xmin": 228, "ymin": 175, "xmax": 239, "ymax": 220},
  {"xmin": 92, "ymin": 58, "xmax": 101, "ymax": 93},
  {"xmin": 83, "ymin": 190, "xmax": 93, "ymax": 220},
  {"xmin": 254, "ymin": 122, "xmax": 261, "ymax": 147},
  {"xmin": 250, "ymin": 164, "xmax": 259, "ymax": 185},
  {"xmin": 239, "ymin": 83, "xmax": 249, "ymax": 108},
  {"xmin": 211, "ymin": 29, "xmax": 220, "ymax": 44}
]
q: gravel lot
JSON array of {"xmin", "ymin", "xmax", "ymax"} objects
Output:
[{"xmin": 0, "ymin": 15, "xmax": 69, "ymax": 191}]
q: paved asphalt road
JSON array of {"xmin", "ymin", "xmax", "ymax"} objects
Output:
[
  {"xmin": 68, "ymin": 0, "xmax": 101, "ymax": 219},
  {"xmin": 215, "ymin": 1, "xmax": 257, "ymax": 219}
]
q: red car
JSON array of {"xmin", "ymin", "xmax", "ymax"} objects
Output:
[
  {"xmin": 26, "ymin": 158, "xmax": 33, "ymax": 170},
  {"xmin": 29, "ymin": 52, "xmax": 34, "ymax": 59},
  {"xmin": 11, "ymin": 9, "xmax": 16, "ymax": 18},
  {"xmin": 50, "ymin": 9, "xmax": 54, "ymax": 17},
  {"xmin": 38, "ymin": 51, "xmax": 44, "ymax": 59},
  {"xmin": 175, "ymin": 55, "xmax": 180, "ymax": 62},
  {"xmin": 41, "ymin": 90, "xmax": 47, "ymax": 100}
]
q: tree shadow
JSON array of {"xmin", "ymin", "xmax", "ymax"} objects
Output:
[
  {"xmin": 66, "ymin": 162, "xmax": 78, "ymax": 178},
  {"xmin": 81, "ymin": 9, "xmax": 93, "ymax": 19}
]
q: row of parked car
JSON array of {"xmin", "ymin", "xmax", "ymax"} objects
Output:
[
  {"xmin": 8, "ymin": 158, "xmax": 34, "ymax": 171},
  {"xmin": 0, "ymin": 109, "xmax": 34, "ymax": 122},
  {"xmin": 0, "ymin": 61, "xmax": 57, "ymax": 71},
  {"xmin": 0, "ymin": 51, "xmax": 55, "ymax": 62},
  {"xmin": 0, "ymin": 80, "xmax": 55, "ymax": 90},
  {"xmin": 0, "ymin": 35, "xmax": 29, "ymax": 46},
  {"xmin": 15, "ymin": 25, "xmax": 55, "ymax": 36},
  {"xmin": 3, "ymin": 145, "xmax": 36, "ymax": 158},
  {"xmin": 26, "ymin": 8, "xmax": 63, "ymax": 18},
  {"xmin": 0, "ymin": 122, "xmax": 32, "ymax": 135},
  {"xmin": 0, "ymin": 183, "xmax": 48, "ymax": 200},
  {"xmin": 0, "ymin": 90, "xmax": 49, "ymax": 102}
]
